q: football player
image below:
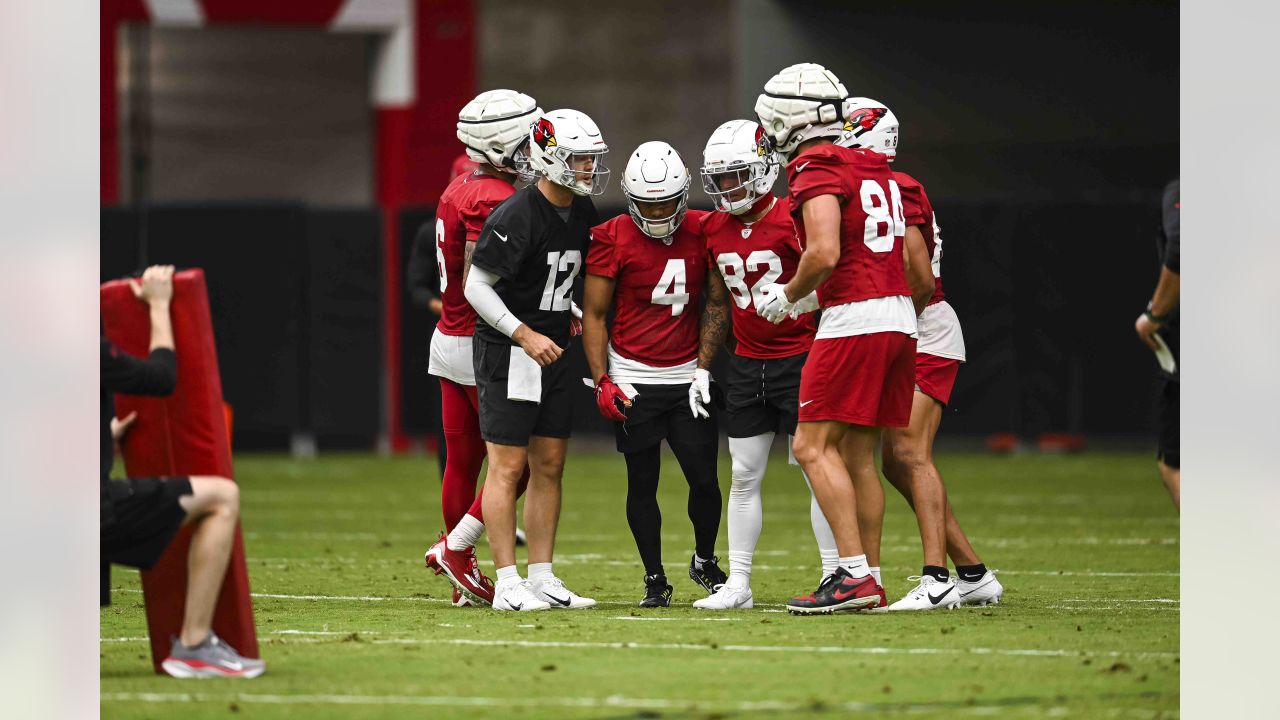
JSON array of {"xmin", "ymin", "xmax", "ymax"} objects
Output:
[
  {"xmin": 464, "ymin": 108, "xmax": 608, "ymax": 611},
  {"xmin": 691, "ymin": 119, "xmax": 839, "ymax": 610},
  {"xmin": 423, "ymin": 90, "xmax": 541, "ymax": 608},
  {"xmin": 754, "ymin": 63, "xmax": 917, "ymax": 614},
  {"xmin": 837, "ymin": 98, "xmax": 1003, "ymax": 609},
  {"xmin": 582, "ymin": 141, "xmax": 727, "ymax": 607}
]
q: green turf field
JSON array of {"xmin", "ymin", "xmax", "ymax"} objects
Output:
[{"xmin": 100, "ymin": 449, "xmax": 1179, "ymax": 718}]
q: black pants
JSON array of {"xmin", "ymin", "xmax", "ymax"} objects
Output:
[{"xmin": 615, "ymin": 383, "xmax": 721, "ymax": 576}]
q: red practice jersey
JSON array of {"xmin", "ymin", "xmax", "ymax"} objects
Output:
[
  {"xmin": 587, "ymin": 211, "xmax": 710, "ymax": 367},
  {"xmin": 893, "ymin": 170, "xmax": 944, "ymax": 305},
  {"xmin": 434, "ymin": 171, "xmax": 516, "ymax": 336},
  {"xmin": 703, "ymin": 196, "xmax": 816, "ymax": 359},
  {"xmin": 786, "ymin": 145, "xmax": 911, "ymax": 308}
]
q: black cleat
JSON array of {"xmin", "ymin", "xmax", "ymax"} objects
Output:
[
  {"xmin": 639, "ymin": 573, "xmax": 673, "ymax": 607},
  {"xmin": 689, "ymin": 555, "xmax": 728, "ymax": 595}
]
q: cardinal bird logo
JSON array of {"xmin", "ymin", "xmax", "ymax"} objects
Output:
[
  {"xmin": 754, "ymin": 125, "xmax": 771, "ymax": 157},
  {"xmin": 533, "ymin": 117, "xmax": 557, "ymax": 150},
  {"xmin": 843, "ymin": 107, "xmax": 887, "ymax": 137}
]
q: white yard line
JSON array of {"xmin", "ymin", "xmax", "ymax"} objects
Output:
[{"xmin": 100, "ymin": 634, "xmax": 1176, "ymax": 659}]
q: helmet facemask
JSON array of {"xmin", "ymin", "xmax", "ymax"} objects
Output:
[
  {"xmin": 701, "ymin": 162, "xmax": 772, "ymax": 215},
  {"xmin": 626, "ymin": 188, "xmax": 689, "ymax": 242}
]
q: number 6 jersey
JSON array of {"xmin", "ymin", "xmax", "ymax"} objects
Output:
[
  {"xmin": 470, "ymin": 184, "xmax": 598, "ymax": 348},
  {"xmin": 702, "ymin": 196, "xmax": 816, "ymax": 359},
  {"xmin": 586, "ymin": 211, "xmax": 709, "ymax": 368}
]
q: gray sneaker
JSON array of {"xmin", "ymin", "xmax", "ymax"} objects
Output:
[{"xmin": 161, "ymin": 633, "xmax": 265, "ymax": 679}]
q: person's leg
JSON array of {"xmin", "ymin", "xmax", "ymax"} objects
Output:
[
  {"xmin": 624, "ymin": 443, "xmax": 665, "ymax": 576},
  {"xmin": 523, "ymin": 435, "xmax": 567, "ymax": 566},
  {"xmin": 792, "ymin": 420, "xmax": 862, "ymax": 559},
  {"xmin": 881, "ymin": 391, "xmax": 947, "ymax": 569},
  {"xmin": 439, "ymin": 379, "xmax": 487, "ymax": 531},
  {"xmin": 1158, "ymin": 460, "xmax": 1180, "ymax": 511},
  {"xmin": 480, "ymin": 442, "xmax": 529, "ymax": 572},
  {"xmin": 176, "ymin": 476, "xmax": 240, "ymax": 647},
  {"xmin": 841, "ymin": 429, "xmax": 885, "ymax": 575},
  {"xmin": 798, "ymin": 458, "xmax": 839, "ymax": 581},
  {"xmin": 667, "ymin": 412, "xmax": 723, "ymax": 565},
  {"xmin": 723, "ymin": 433, "xmax": 773, "ymax": 588}
]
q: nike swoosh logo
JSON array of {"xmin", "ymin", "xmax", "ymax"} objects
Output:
[
  {"xmin": 220, "ymin": 660, "xmax": 244, "ymax": 671},
  {"xmin": 800, "ymin": 400, "xmax": 814, "ymax": 407},
  {"xmin": 511, "ymin": 601, "xmax": 523, "ymax": 611},
  {"xmin": 544, "ymin": 593, "xmax": 572, "ymax": 607},
  {"xmin": 928, "ymin": 586, "xmax": 955, "ymax": 605},
  {"xmin": 958, "ymin": 578, "xmax": 993, "ymax": 596},
  {"xmin": 832, "ymin": 581, "xmax": 863, "ymax": 601},
  {"xmin": 495, "ymin": 230, "xmax": 508, "ymax": 242},
  {"xmin": 796, "ymin": 162, "xmax": 811, "ymax": 172}
]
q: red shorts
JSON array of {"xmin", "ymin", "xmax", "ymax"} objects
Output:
[
  {"xmin": 914, "ymin": 352, "xmax": 961, "ymax": 406},
  {"xmin": 798, "ymin": 331, "xmax": 917, "ymax": 428}
]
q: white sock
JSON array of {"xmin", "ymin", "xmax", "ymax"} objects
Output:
[
  {"xmin": 839, "ymin": 554, "xmax": 870, "ymax": 579},
  {"xmin": 869, "ymin": 566, "xmax": 882, "ymax": 586},
  {"xmin": 799, "ymin": 462, "xmax": 839, "ymax": 579},
  {"xmin": 495, "ymin": 565, "xmax": 519, "ymax": 584},
  {"xmin": 727, "ymin": 433, "xmax": 772, "ymax": 589},
  {"xmin": 527, "ymin": 562, "xmax": 553, "ymax": 582},
  {"xmin": 446, "ymin": 514, "xmax": 484, "ymax": 551}
]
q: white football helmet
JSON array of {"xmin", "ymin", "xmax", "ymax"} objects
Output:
[
  {"xmin": 528, "ymin": 109, "xmax": 610, "ymax": 196},
  {"xmin": 622, "ymin": 141, "xmax": 690, "ymax": 240},
  {"xmin": 700, "ymin": 119, "xmax": 779, "ymax": 215},
  {"xmin": 836, "ymin": 97, "xmax": 899, "ymax": 161},
  {"xmin": 753, "ymin": 63, "xmax": 849, "ymax": 157},
  {"xmin": 456, "ymin": 89, "xmax": 543, "ymax": 182}
]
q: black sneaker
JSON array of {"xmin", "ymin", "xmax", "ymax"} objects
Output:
[
  {"xmin": 639, "ymin": 573, "xmax": 673, "ymax": 607},
  {"xmin": 689, "ymin": 555, "xmax": 728, "ymax": 595},
  {"xmin": 786, "ymin": 567, "xmax": 885, "ymax": 615}
]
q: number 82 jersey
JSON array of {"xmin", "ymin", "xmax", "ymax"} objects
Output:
[
  {"xmin": 703, "ymin": 196, "xmax": 816, "ymax": 359},
  {"xmin": 586, "ymin": 211, "xmax": 710, "ymax": 367}
]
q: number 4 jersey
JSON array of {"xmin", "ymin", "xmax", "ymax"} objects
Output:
[
  {"xmin": 470, "ymin": 184, "xmax": 598, "ymax": 348},
  {"xmin": 702, "ymin": 196, "xmax": 816, "ymax": 359},
  {"xmin": 586, "ymin": 211, "xmax": 710, "ymax": 368}
]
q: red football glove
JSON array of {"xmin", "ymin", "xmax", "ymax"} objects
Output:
[{"xmin": 594, "ymin": 374, "xmax": 632, "ymax": 422}]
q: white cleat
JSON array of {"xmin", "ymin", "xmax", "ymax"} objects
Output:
[
  {"xmin": 492, "ymin": 578, "xmax": 551, "ymax": 612},
  {"xmin": 528, "ymin": 575, "xmax": 597, "ymax": 609},
  {"xmin": 888, "ymin": 575, "xmax": 961, "ymax": 611},
  {"xmin": 692, "ymin": 583, "xmax": 754, "ymax": 610},
  {"xmin": 957, "ymin": 571, "xmax": 1004, "ymax": 607}
]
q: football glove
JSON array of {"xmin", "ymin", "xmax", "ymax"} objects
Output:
[
  {"xmin": 688, "ymin": 368, "xmax": 712, "ymax": 420},
  {"xmin": 789, "ymin": 290, "xmax": 819, "ymax": 319},
  {"xmin": 757, "ymin": 283, "xmax": 796, "ymax": 324},
  {"xmin": 569, "ymin": 301, "xmax": 584, "ymax": 337},
  {"xmin": 594, "ymin": 373, "xmax": 631, "ymax": 422}
]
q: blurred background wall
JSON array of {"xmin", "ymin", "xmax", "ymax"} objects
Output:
[{"xmin": 100, "ymin": 0, "xmax": 1178, "ymax": 453}]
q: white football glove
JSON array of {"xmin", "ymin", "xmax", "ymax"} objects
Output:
[
  {"xmin": 789, "ymin": 290, "xmax": 820, "ymax": 319},
  {"xmin": 756, "ymin": 283, "xmax": 796, "ymax": 324},
  {"xmin": 688, "ymin": 368, "xmax": 712, "ymax": 419}
]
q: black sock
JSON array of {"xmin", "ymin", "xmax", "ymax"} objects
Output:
[
  {"xmin": 956, "ymin": 563, "xmax": 987, "ymax": 582},
  {"xmin": 923, "ymin": 565, "xmax": 950, "ymax": 583},
  {"xmin": 624, "ymin": 446, "xmax": 665, "ymax": 576}
]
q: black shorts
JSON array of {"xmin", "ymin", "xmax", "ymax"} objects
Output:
[
  {"xmin": 613, "ymin": 382, "xmax": 718, "ymax": 454},
  {"xmin": 474, "ymin": 336, "xmax": 574, "ymax": 446},
  {"xmin": 723, "ymin": 352, "xmax": 807, "ymax": 438},
  {"xmin": 1156, "ymin": 378, "xmax": 1179, "ymax": 469},
  {"xmin": 101, "ymin": 476, "xmax": 192, "ymax": 570}
]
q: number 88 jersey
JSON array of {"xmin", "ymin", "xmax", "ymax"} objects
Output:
[
  {"xmin": 586, "ymin": 211, "xmax": 710, "ymax": 367},
  {"xmin": 703, "ymin": 196, "xmax": 816, "ymax": 359}
]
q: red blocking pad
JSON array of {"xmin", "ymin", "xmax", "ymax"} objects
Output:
[{"xmin": 100, "ymin": 268, "xmax": 259, "ymax": 673}]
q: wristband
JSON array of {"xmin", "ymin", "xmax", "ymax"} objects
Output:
[{"xmin": 1144, "ymin": 302, "xmax": 1168, "ymax": 324}]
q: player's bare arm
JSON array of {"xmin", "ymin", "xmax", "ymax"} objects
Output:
[
  {"xmin": 783, "ymin": 194, "xmax": 842, "ymax": 302},
  {"xmin": 582, "ymin": 273, "xmax": 615, "ymax": 383},
  {"xmin": 461, "ymin": 239, "xmax": 477, "ymax": 289},
  {"xmin": 697, "ymin": 271, "xmax": 731, "ymax": 370},
  {"xmin": 903, "ymin": 225, "xmax": 934, "ymax": 316}
]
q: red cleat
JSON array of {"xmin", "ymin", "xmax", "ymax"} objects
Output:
[
  {"xmin": 786, "ymin": 568, "xmax": 886, "ymax": 615},
  {"xmin": 425, "ymin": 533, "xmax": 494, "ymax": 606},
  {"xmin": 452, "ymin": 588, "xmax": 472, "ymax": 607}
]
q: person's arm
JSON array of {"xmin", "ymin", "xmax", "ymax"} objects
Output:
[
  {"xmin": 464, "ymin": 265, "xmax": 562, "ymax": 366},
  {"xmin": 784, "ymin": 194, "xmax": 842, "ymax": 301},
  {"xmin": 131, "ymin": 265, "xmax": 175, "ymax": 353},
  {"xmin": 582, "ymin": 273, "xmax": 615, "ymax": 384},
  {"xmin": 406, "ymin": 223, "xmax": 443, "ymax": 316},
  {"xmin": 103, "ymin": 265, "xmax": 179, "ymax": 397},
  {"xmin": 903, "ymin": 225, "xmax": 934, "ymax": 316},
  {"xmin": 1135, "ymin": 266, "xmax": 1180, "ymax": 351},
  {"xmin": 698, "ymin": 271, "xmax": 731, "ymax": 370}
]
